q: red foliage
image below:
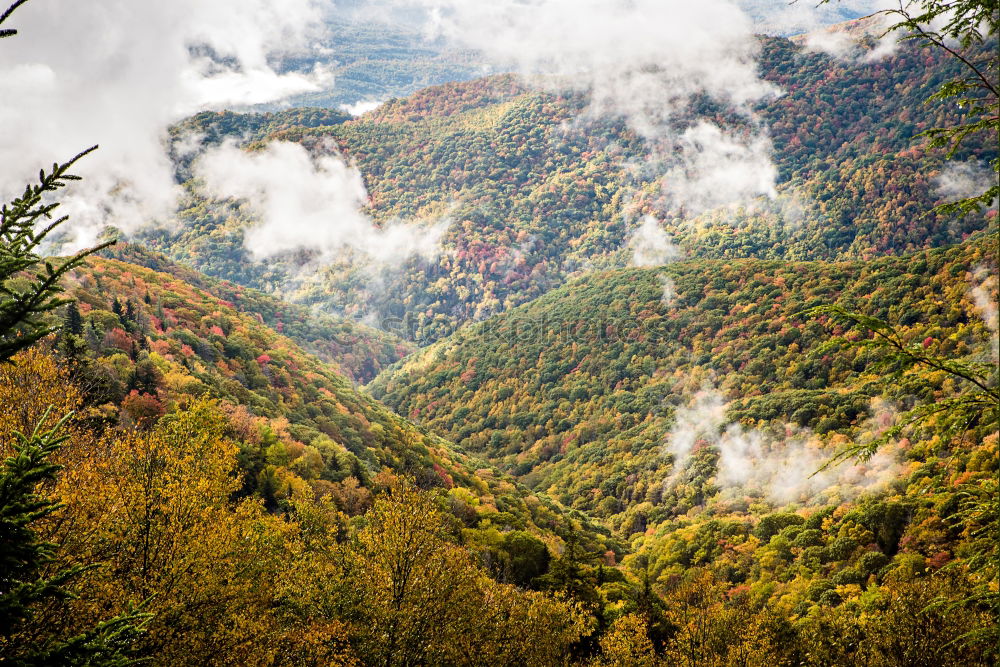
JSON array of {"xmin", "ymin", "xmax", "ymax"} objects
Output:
[
  {"xmin": 122, "ymin": 390, "xmax": 165, "ymax": 428},
  {"xmin": 103, "ymin": 327, "xmax": 133, "ymax": 352}
]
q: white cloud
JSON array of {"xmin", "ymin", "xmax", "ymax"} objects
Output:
[
  {"xmin": 935, "ymin": 161, "xmax": 999, "ymax": 207},
  {"xmin": 387, "ymin": 0, "xmax": 781, "ymax": 215},
  {"xmin": 405, "ymin": 0, "xmax": 775, "ymax": 113},
  {"xmin": 801, "ymin": 13, "xmax": 900, "ymax": 63},
  {"xmin": 662, "ymin": 121, "xmax": 778, "ymax": 215},
  {"xmin": 628, "ymin": 216, "xmax": 680, "ymax": 267},
  {"xmin": 658, "ymin": 273, "xmax": 678, "ymax": 307},
  {"xmin": 740, "ymin": 0, "xmax": 896, "ymax": 37},
  {"xmin": 969, "ymin": 265, "xmax": 999, "ymax": 362},
  {"xmin": 664, "ymin": 388, "xmax": 900, "ymax": 505},
  {"xmin": 663, "ymin": 387, "xmax": 727, "ymax": 482},
  {"xmin": 0, "ymin": 0, "xmax": 329, "ymax": 246},
  {"xmin": 194, "ymin": 140, "xmax": 446, "ymax": 264},
  {"xmin": 340, "ymin": 99, "xmax": 384, "ymax": 117}
]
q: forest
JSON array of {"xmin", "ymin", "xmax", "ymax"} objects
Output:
[
  {"xmin": 147, "ymin": 35, "xmax": 996, "ymax": 344},
  {"xmin": 1, "ymin": 1, "xmax": 997, "ymax": 666}
]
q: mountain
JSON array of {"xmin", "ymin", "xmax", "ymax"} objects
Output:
[
  {"xmin": 102, "ymin": 243, "xmax": 411, "ymax": 383},
  {"xmin": 365, "ymin": 236, "xmax": 996, "ymax": 654},
  {"xmin": 266, "ymin": 3, "xmax": 880, "ymax": 111},
  {"xmin": 6, "ymin": 5, "xmax": 997, "ymax": 664},
  {"xmin": 144, "ymin": 36, "xmax": 996, "ymax": 346},
  {"xmin": 57, "ymin": 253, "xmax": 616, "ymax": 554},
  {"xmin": 276, "ymin": 15, "xmax": 492, "ymax": 111},
  {"xmin": 368, "ymin": 239, "xmax": 995, "ymax": 520}
]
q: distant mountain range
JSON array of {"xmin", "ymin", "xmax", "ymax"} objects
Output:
[
  {"xmin": 150, "ymin": 34, "xmax": 995, "ymax": 345},
  {"xmin": 266, "ymin": 2, "xmax": 878, "ymax": 113}
]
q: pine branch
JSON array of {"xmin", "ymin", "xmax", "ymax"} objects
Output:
[{"xmin": 0, "ymin": 0, "xmax": 31, "ymax": 39}]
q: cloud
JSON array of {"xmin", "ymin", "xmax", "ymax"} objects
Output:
[
  {"xmin": 340, "ymin": 99, "xmax": 385, "ymax": 116},
  {"xmin": 801, "ymin": 13, "xmax": 900, "ymax": 63},
  {"xmin": 194, "ymin": 140, "xmax": 446, "ymax": 264},
  {"xmin": 0, "ymin": 0, "xmax": 329, "ymax": 246},
  {"xmin": 662, "ymin": 122, "xmax": 778, "ymax": 215},
  {"xmin": 663, "ymin": 388, "xmax": 900, "ymax": 505},
  {"xmin": 387, "ymin": 0, "xmax": 781, "ymax": 215},
  {"xmin": 658, "ymin": 274, "xmax": 678, "ymax": 307},
  {"xmin": 628, "ymin": 216, "xmax": 680, "ymax": 267},
  {"xmin": 405, "ymin": 0, "xmax": 774, "ymax": 113},
  {"xmin": 737, "ymin": 0, "xmax": 890, "ymax": 36},
  {"xmin": 935, "ymin": 161, "xmax": 999, "ymax": 207},
  {"xmin": 969, "ymin": 265, "xmax": 999, "ymax": 362},
  {"xmin": 663, "ymin": 387, "xmax": 727, "ymax": 482}
]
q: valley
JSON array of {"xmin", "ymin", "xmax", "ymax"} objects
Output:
[{"xmin": 2, "ymin": 3, "xmax": 997, "ymax": 665}]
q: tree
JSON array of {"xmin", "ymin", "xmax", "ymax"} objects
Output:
[
  {"xmin": 0, "ymin": 146, "xmax": 113, "ymax": 362},
  {"xmin": 0, "ymin": 1, "xmax": 112, "ymax": 364},
  {"xmin": 45, "ymin": 399, "xmax": 297, "ymax": 666},
  {"xmin": 882, "ymin": 0, "xmax": 999, "ymax": 216},
  {"xmin": 808, "ymin": 0, "xmax": 999, "ymax": 654},
  {"xmin": 339, "ymin": 480, "xmax": 586, "ymax": 666},
  {"xmin": 0, "ymin": 3, "xmax": 144, "ymax": 663},
  {"xmin": 818, "ymin": 0, "xmax": 998, "ymax": 213},
  {"xmin": 65, "ymin": 302, "xmax": 83, "ymax": 336},
  {"xmin": 590, "ymin": 614, "xmax": 658, "ymax": 667},
  {"xmin": 0, "ymin": 412, "xmax": 148, "ymax": 665}
]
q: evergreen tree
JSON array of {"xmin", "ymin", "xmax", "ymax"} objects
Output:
[
  {"xmin": 0, "ymin": 3, "xmax": 146, "ymax": 663},
  {"xmin": 0, "ymin": 145, "xmax": 113, "ymax": 363},
  {"xmin": 64, "ymin": 302, "xmax": 83, "ymax": 336},
  {"xmin": 0, "ymin": 412, "xmax": 148, "ymax": 665}
]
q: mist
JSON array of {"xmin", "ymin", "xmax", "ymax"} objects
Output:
[
  {"xmin": 628, "ymin": 216, "xmax": 681, "ymax": 267},
  {"xmin": 195, "ymin": 141, "xmax": 447, "ymax": 264},
  {"xmin": 383, "ymin": 0, "xmax": 781, "ymax": 217},
  {"xmin": 664, "ymin": 387, "xmax": 901, "ymax": 505},
  {"xmin": 969, "ymin": 265, "xmax": 999, "ymax": 362},
  {"xmin": 936, "ymin": 161, "xmax": 999, "ymax": 206},
  {"xmin": 0, "ymin": 0, "xmax": 329, "ymax": 246}
]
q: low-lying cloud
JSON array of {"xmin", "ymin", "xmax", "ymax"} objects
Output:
[
  {"xmin": 662, "ymin": 122, "xmax": 778, "ymax": 215},
  {"xmin": 195, "ymin": 141, "xmax": 446, "ymax": 264},
  {"xmin": 969, "ymin": 265, "xmax": 999, "ymax": 362},
  {"xmin": 935, "ymin": 161, "xmax": 999, "ymax": 207},
  {"xmin": 628, "ymin": 216, "xmax": 680, "ymax": 267},
  {"xmin": 664, "ymin": 387, "xmax": 901, "ymax": 505},
  {"xmin": 0, "ymin": 0, "xmax": 329, "ymax": 246},
  {"xmin": 389, "ymin": 0, "xmax": 781, "ymax": 216}
]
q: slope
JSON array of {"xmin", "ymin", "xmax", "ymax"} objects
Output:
[
  {"xmin": 102, "ymin": 243, "xmax": 413, "ymax": 383},
  {"xmin": 57, "ymin": 254, "xmax": 616, "ymax": 554},
  {"xmin": 366, "ymin": 237, "xmax": 997, "ymax": 642},
  {"xmin": 368, "ymin": 238, "xmax": 996, "ymax": 524},
  {"xmin": 143, "ymin": 34, "xmax": 997, "ymax": 343}
]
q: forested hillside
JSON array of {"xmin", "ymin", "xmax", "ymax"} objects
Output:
[
  {"xmin": 368, "ymin": 236, "xmax": 997, "ymax": 663},
  {"xmin": 3, "ymin": 0, "xmax": 997, "ymax": 664},
  {"xmin": 369, "ymin": 239, "xmax": 995, "ymax": 516},
  {"xmin": 103, "ymin": 243, "xmax": 412, "ymax": 383},
  {"xmin": 52, "ymin": 254, "xmax": 613, "ymax": 551},
  {"xmin": 145, "ymin": 33, "xmax": 996, "ymax": 344}
]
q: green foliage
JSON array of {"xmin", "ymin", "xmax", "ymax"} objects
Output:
[
  {"xmin": 0, "ymin": 147, "xmax": 113, "ymax": 362},
  {"xmin": 49, "ymin": 255, "xmax": 615, "ymax": 559},
  {"xmin": 149, "ymin": 36, "xmax": 996, "ymax": 344},
  {"xmin": 102, "ymin": 243, "xmax": 413, "ymax": 383},
  {"xmin": 370, "ymin": 241, "xmax": 994, "ymax": 520},
  {"xmin": 883, "ymin": 0, "xmax": 999, "ymax": 215},
  {"xmin": 807, "ymin": 304, "xmax": 998, "ymax": 462}
]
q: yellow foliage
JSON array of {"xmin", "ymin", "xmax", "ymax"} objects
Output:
[
  {"xmin": 592, "ymin": 614, "xmax": 658, "ymax": 667},
  {"xmin": 52, "ymin": 399, "xmax": 293, "ymax": 666},
  {"xmin": 0, "ymin": 347, "xmax": 81, "ymax": 457}
]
